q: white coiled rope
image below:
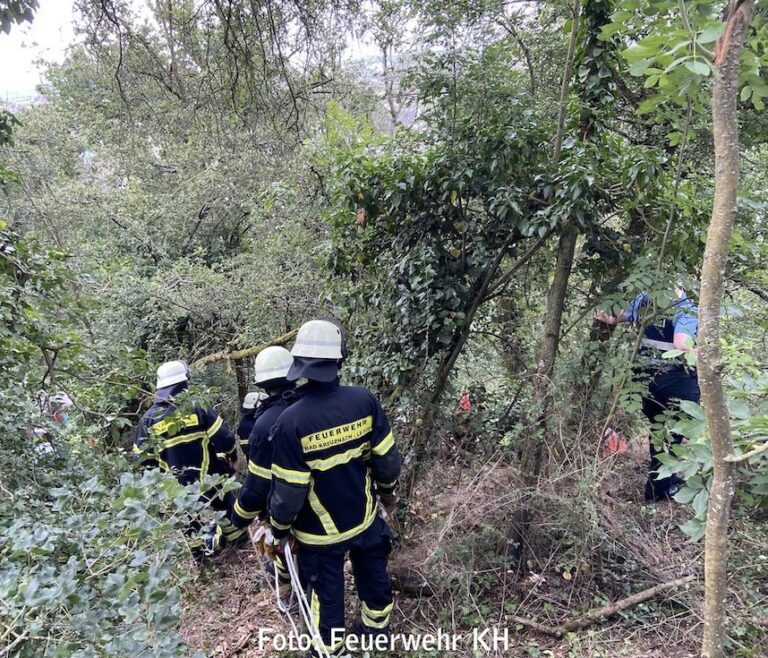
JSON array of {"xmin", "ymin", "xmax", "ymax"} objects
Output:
[{"xmin": 252, "ymin": 525, "xmax": 331, "ymax": 658}]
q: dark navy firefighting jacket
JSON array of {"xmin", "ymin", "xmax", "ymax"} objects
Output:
[
  {"xmin": 231, "ymin": 393, "xmax": 291, "ymax": 527},
  {"xmin": 237, "ymin": 409, "xmax": 257, "ymax": 451},
  {"xmin": 268, "ymin": 379, "xmax": 401, "ymax": 546},
  {"xmin": 134, "ymin": 397, "xmax": 237, "ymax": 486}
]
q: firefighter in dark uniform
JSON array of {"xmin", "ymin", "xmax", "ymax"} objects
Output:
[
  {"xmin": 237, "ymin": 391, "xmax": 267, "ymax": 452},
  {"xmin": 596, "ymin": 287, "xmax": 699, "ymax": 500},
  {"xmin": 268, "ymin": 319, "xmax": 401, "ymax": 657},
  {"xmin": 134, "ymin": 360, "xmax": 245, "ymax": 551}
]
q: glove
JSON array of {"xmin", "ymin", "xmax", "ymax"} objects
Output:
[
  {"xmin": 378, "ymin": 491, "xmax": 398, "ymax": 515},
  {"xmin": 250, "ymin": 523, "xmax": 274, "ymax": 558}
]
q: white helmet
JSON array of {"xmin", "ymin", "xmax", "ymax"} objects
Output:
[
  {"xmin": 156, "ymin": 360, "xmax": 189, "ymax": 389},
  {"xmin": 49, "ymin": 391, "xmax": 73, "ymax": 410},
  {"xmin": 290, "ymin": 320, "xmax": 343, "ymax": 360},
  {"xmin": 243, "ymin": 391, "xmax": 268, "ymax": 410},
  {"xmin": 253, "ymin": 346, "xmax": 293, "ymax": 384}
]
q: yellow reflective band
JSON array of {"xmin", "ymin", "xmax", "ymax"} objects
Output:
[
  {"xmin": 300, "ymin": 415, "xmax": 373, "ymax": 454},
  {"xmin": 306, "ymin": 443, "xmax": 370, "ymax": 472},
  {"xmin": 207, "ymin": 415, "xmax": 223, "ymax": 438},
  {"xmin": 150, "ymin": 413, "xmax": 199, "ymax": 438},
  {"xmin": 361, "ymin": 612, "xmax": 390, "ymax": 629},
  {"xmin": 199, "ymin": 434, "xmax": 211, "ymax": 481},
  {"xmin": 371, "ymin": 431, "xmax": 395, "ymax": 457},
  {"xmin": 377, "ymin": 479, "xmax": 397, "ymax": 490},
  {"xmin": 234, "ymin": 500, "xmax": 259, "ymax": 520},
  {"xmin": 308, "ymin": 482, "xmax": 339, "ymax": 535},
  {"xmin": 307, "ymin": 592, "xmax": 345, "ymax": 653},
  {"xmin": 292, "ymin": 503, "xmax": 377, "ymax": 546},
  {"xmin": 272, "ymin": 464, "xmax": 311, "ymax": 485},
  {"xmin": 310, "ymin": 591, "xmax": 322, "ymax": 652},
  {"xmin": 363, "ymin": 469, "xmax": 373, "ymax": 528},
  {"xmin": 270, "ymin": 517, "xmax": 292, "ymax": 531},
  {"xmin": 362, "ymin": 601, "xmax": 393, "ymax": 617},
  {"xmin": 248, "ymin": 461, "xmax": 272, "ymax": 480},
  {"xmin": 224, "ymin": 526, "xmax": 246, "ymax": 541},
  {"xmin": 161, "ymin": 430, "xmax": 206, "ymax": 450}
]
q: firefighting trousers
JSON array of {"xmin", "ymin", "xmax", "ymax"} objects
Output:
[
  {"xmin": 297, "ymin": 515, "xmax": 393, "ymax": 657},
  {"xmin": 640, "ymin": 365, "xmax": 700, "ymax": 497}
]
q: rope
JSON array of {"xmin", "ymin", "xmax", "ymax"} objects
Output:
[
  {"xmin": 282, "ymin": 543, "xmax": 331, "ymax": 658},
  {"xmin": 252, "ymin": 524, "xmax": 331, "ymax": 658}
]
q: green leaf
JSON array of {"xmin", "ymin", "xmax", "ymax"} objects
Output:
[
  {"xmin": 673, "ymin": 486, "xmax": 698, "ymax": 504},
  {"xmin": 692, "ymin": 488, "xmax": 709, "ymax": 519},
  {"xmin": 679, "ymin": 518, "xmax": 706, "ymax": 542},
  {"xmin": 628, "ymin": 58, "xmax": 653, "ymax": 77},
  {"xmin": 697, "ymin": 23, "xmax": 726, "ymax": 45},
  {"xmin": 685, "ymin": 60, "xmax": 711, "ymax": 76},
  {"xmin": 680, "ymin": 400, "xmax": 705, "ymax": 420}
]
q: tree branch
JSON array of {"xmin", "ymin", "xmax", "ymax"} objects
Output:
[
  {"xmin": 190, "ymin": 329, "xmax": 297, "ymax": 370},
  {"xmin": 679, "ymin": 0, "xmax": 715, "ymax": 61},
  {"xmin": 725, "ymin": 441, "xmax": 768, "ymax": 463},
  {"xmin": 510, "ymin": 575, "xmax": 696, "ymax": 637}
]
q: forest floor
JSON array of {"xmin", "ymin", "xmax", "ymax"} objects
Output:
[{"xmin": 180, "ymin": 430, "xmax": 768, "ymax": 658}]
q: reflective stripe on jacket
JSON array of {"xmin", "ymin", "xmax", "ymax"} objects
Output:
[
  {"xmin": 268, "ymin": 379, "xmax": 401, "ymax": 546},
  {"xmin": 231, "ymin": 393, "xmax": 291, "ymax": 526},
  {"xmin": 134, "ymin": 399, "xmax": 236, "ymax": 485}
]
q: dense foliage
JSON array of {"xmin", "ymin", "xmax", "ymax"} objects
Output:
[{"xmin": 1, "ymin": 0, "xmax": 766, "ymax": 656}]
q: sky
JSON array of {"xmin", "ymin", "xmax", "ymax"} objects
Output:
[
  {"xmin": 0, "ymin": 0, "xmax": 380, "ymax": 102},
  {"xmin": 0, "ymin": 0, "xmax": 75, "ymax": 101}
]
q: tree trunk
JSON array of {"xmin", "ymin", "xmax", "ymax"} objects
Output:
[
  {"xmin": 523, "ymin": 224, "xmax": 578, "ymax": 482},
  {"xmin": 234, "ymin": 357, "xmax": 249, "ymax": 404},
  {"xmin": 699, "ymin": 3, "xmax": 754, "ymax": 658}
]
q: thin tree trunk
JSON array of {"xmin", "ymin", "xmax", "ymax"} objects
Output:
[
  {"xmin": 234, "ymin": 357, "xmax": 248, "ymax": 404},
  {"xmin": 529, "ymin": 0, "xmax": 582, "ymax": 395},
  {"xmin": 699, "ymin": 3, "xmax": 754, "ymax": 658}
]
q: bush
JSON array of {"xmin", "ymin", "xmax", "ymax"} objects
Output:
[{"xmin": 0, "ymin": 453, "xmax": 208, "ymax": 658}]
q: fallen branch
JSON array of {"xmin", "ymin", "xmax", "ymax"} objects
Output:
[
  {"xmin": 510, "ymin": 574, "xmax": 696, "ymax": 637},
  {"xmin": 725, "ymin": 441, "xmax": 768, "ymax": 463},
  {"xmin": 190, "ymin": 330, "xmax": 297, "ymax": 370}
]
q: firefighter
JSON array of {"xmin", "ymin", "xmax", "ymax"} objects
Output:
[
  {"xmin": 134, "ymin": 360, "xmax": 245, "ymax": 551},
  {"xmin": 230, "ymin": 347, "xmax": 295, "ymax": 528},
  {"xmin": 268, "ymin": 319, "xmax": 401, "ymax": 657},
  {"xmin": 229, "ymin": 347, "xmax": 296, "ymax": 591},
  {"xmin": 595, "ymin": 286, "xmax": 699, "ymax": 500},
  {"xmin": 237, "ymin": 391, "xmax": 268, "ymax": 452}
]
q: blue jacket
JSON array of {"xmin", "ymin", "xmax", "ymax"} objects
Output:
[
  {"xmin": 268, "ymin": 379, "xmax": 401, "ymax": 546},
  {"xmin": 134, "ymin": 397, "xmax": 236, "ymax": 485},
  {"xmin": 231, "ymin": 392, "xmax": 292, "ymax": 527},
  {"xmin": 237, "ymin": 409, "xmax": 257, "ymax": 450}
]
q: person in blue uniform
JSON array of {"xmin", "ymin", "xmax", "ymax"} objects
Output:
[
  {"xmin": 230, "ymin": 347, "xmax": 295, "ymax": 529},
  {"xmin": 596, "ymin": 286, "xmax": 699, "ymax": 500},
  {"xmin": 268, "ymin": 319, "xmax": 401, "ymax": 657},
  {"xmin": 229, "ymin": 347, "xmax": 296, "ymax": 591},
  {"xmin": 237, "ymin": 391, "xmax": 267, "ymax": 452},
  {"xmin": 134, "ymin": 360, "xmax": 244, "ymax": 552}
]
